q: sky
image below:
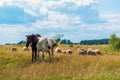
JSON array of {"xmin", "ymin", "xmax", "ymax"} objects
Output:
[{"xmin": 0, "ymin": 0, "xmax": 120, "ymax": 44}]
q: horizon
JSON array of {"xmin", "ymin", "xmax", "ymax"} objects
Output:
[
  {"xmin": 2, "ymin": 37, "xmax": 109, "ymax": 45},
  {"xmin": 0, "ymin": 0, "xmax": 120, "ymax": 44}
]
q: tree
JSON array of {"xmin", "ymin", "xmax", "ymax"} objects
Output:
[
  {"xmin": 53, "ymin": 34, "xmax": 64, "ymax": 43},
  {"xmin": 60, "ymin": 39, "xmax": 67, "ymax": 44},
  {"xmin": 66, "ymin": 39, "xmax": 72, "ymax": 44},
  {"xmin": 109, "ymin": 34, "xmax": 120, "ymax": 50},
  {"xmin": 17, "ymin": 41, "xmax": 26, "ymax": 44},
  {"xmin": 60, "ymin": 39, "xmax": 73, "ymax": 44}
]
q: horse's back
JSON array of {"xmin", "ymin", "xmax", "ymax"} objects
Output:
[{"xmin": 48, "ymin": 39, "xmax": 57, "ymax": 48}]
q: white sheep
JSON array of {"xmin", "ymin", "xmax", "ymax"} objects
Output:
[
  {"xmin": 11, "ymin": 47, "xmax": 17, "ymax": 51},
  {"xmin": 87, "ymin": 48, "xmax": 102, "ymax": 55},
  {"xmin": 94, "ymin": 49, "xmax": 102, "ymax": 55},
  {"xmin": 62, "ymin": 50, "xmax": 66, "ymax": 53},
  {"xmin": 77, "ymin": 48, "xmax": 87, "ymax": 55},
  {"xmin": 22, "ymin": 46, "xmax": 30, "ymax": 51},
  {"xmin": 66, "ymin": 49, "xmax": 72, "ymax": 54},
  {"xmin": 55, "ymin": 47, "xmax": 62, "ymax": 53},
  {"xmin": 87, "ymin": 48, "xmax": 96, "ymax": 55}
]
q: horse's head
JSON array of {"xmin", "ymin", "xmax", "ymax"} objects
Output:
[
  {"xmin": 38, "ymin": 37, "xmax": 51, "ymax": 50},
  {"xmin": 26, "ymin": 35, "xmax": 32, "ymax": 48},
  {"xmin": 26, "ymin": 34, "xmax": 40, "ymax": 48},
  {"xmin": 42, "ymin": 38, "xmax": 51, "ymax": 49}
]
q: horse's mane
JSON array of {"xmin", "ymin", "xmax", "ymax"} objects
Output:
[
  {"xmin": 36, "ymin": 34, "xmax": 41, "ymax": 37},
  {"xmin": 29, "ymin": 34, "xmax": 41, "ymax": 38}
]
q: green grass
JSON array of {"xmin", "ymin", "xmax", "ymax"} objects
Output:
[{"xmin": 0, "ymin": 44, "xmax": 120, "ymax": 80}]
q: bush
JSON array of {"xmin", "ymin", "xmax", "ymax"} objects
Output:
[
  {"xmin": 60, "ymin": 39, "xmax": 73, "ymax": 44},
  {"xmin": 109, "ymin": 34, "xmax": 120, "ymax": 50},
  {"xmin": 53, "ymin": 34, "xmax": 64, "ymax": 43}
]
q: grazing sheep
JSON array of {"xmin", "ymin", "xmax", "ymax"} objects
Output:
[
  {"xmin": 66, "ymin": 49, "xmax": 72, "ymax": 54},
  {"xmin": 77, "ymin": 48, "xmax": 87, "ymax": 55},
  {"xmin": 22, "ymin": 47, "xmax": 30, "ymax": 51},
  {"xmin": 62, "ymin": 50, "xmax": 66, "ymax": 53},
  {"xmin": 94, "ymin": 49, "xmax": 102, "ymax": 55},
  {"xmin": 55, "ymin": 47, "xmax": 62, "ymax": 53},
  {"xmin": 87, "ymin": 48, "xmax": 96, "ymax": 55},
  {"xmin": 87, "ymin": 48, "xmax": 102, "ymax": 56},
  {"xmin": 11, "ymin": 47, "xmax": 17, "ymax": 51}
]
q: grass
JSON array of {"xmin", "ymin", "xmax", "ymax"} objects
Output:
[{"xmin": 0, "ymin": 44, "xmax": 120, "ymax": 80}]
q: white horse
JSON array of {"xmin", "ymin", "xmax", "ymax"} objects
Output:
[
  {"xmin": 36, "ymin": 37, "xmax": 57, "ymax": 62},
  {"xmin": 36, "ymin": 34, "xmax": 57, "ymax": 58}
]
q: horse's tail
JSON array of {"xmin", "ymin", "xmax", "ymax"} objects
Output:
[
  {"xmin": 48, "ymin": 39, "xmax": 58, "ymax": 48},
  {"xmin": 53, "ymin": 43, "xmax": 58, "ymax": 48}
]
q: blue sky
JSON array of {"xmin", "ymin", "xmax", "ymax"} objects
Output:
[{"xmin": 0, "ymin": 0, "xmax": 120, "ymax": 44}]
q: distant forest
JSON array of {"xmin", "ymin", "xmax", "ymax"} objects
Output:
[
  {"xmin": 80, "ymin": 39, "xmax": 109, "ymax": 45},
  {"xmin": 60, "ymin": 39, "xmax": 109, "ymax": 45}
]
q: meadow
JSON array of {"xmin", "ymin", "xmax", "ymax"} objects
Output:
[{"xmin": 0, "ymin": 44, "xmax": 120, "ymax": 80}]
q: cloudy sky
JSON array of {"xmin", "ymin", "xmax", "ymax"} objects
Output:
[{"xmin": 0, "ymin": 0, "xmax": 120, "ymax": 44}]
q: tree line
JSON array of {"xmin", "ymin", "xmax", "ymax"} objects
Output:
[
  {"xmin": 53, "ymin": 34, "xmax": 109, "ymax": 45},
  {"xmin": 80, "ymin": 39, "xmax": 108, "ymax": 45}
]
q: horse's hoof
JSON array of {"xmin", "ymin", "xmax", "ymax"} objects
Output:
[
  {"xmin": 42, "ymin": 60, "xmax": 45, "ymax": 63},
  {"xmin": 49, "ymin": 60, "xmax": 52, "ymax": 63},
  {"xmin": 35, "ymin": 61, "xmax": 39, "ymax": 64}
]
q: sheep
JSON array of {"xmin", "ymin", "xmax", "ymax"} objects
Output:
[
  {"xmin": 55, "ymin": 47, "xmax": 62, "ymax": 53},
  {"xmin": 77, "ymin": 48, "xmax": 87, "ymax": 55},
  {"xmin": 87, "ymin": 48, "xmax": 102, "ymax": 56},
  {"xmin": 36, "ymin": 37, "xmax": 51, "ymax": 61},
  {"xmin": 11, "ymin": 47, "xmax": 17, "ymax": 51},
  {"xmin": 94, "ymin": 49, "xmax": 102, "ymax": 55},
  {"xmin": 22, "ymin": 46, "xmax": 30, "ymax": 51},
  {"xmin": 66, "ymin": 49, "xmax": 72, "ymax": 54},
  {"xmin": 62, "ymin": 50, "xmax": 66, "ymax": 53},
  {"xmin": 87, "ymin": 48, "xmax": 96, "ymax": 55}
]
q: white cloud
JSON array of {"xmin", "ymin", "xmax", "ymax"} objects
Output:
[
  {"xmin": 0, "ymin": 0, "xmax": 98, "ymax": 16},
  {"xmin": 0, "ymin": 0, "xmax": 120, "ymax": 44},
  {"xmin": 0, "ymin": 24, "xmax": 35, "ymax": 33},
  {"xmin": 101, "ymin": 13, "xmax": 120, "ymax": 24},
  {"xmin": 61, "ymin": 0, "xmax": 98, "ymax": 6}
]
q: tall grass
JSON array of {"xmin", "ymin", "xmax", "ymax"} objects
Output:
[{"xmin": 0, "ymin": 44, "xmax": 120, "ymax": 80}]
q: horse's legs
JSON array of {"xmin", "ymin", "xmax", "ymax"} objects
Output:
[
  {"xmin": 36, "ymin": 50, "xmax": 40, "ymax": 62},
  {"xmin": 32, "ymin": 50, "xmax": 34, "ymax": 62},
  {"xmin": 37, "ymin": 51, "xmax": 39, "ymax": 61},
  {"xmin": 48, "ymin": 50, "xmax": 51, "ymax": 62},
  {"xmin": 42, "ymin": 50, "xmax": 44, "ymax": 61},
  {"xmin": 51, "ymin": 48, "xmax": 54, "ymax": 59},
  {"xmin": 35, "ymin": 49, "xmax": 37, "ymax": 62}
]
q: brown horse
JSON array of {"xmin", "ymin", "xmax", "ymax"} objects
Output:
[{"xmin": 26, "ymin": 34, "xmax": 41, "ymax": 62}]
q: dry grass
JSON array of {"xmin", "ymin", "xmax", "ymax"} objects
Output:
[{"xmin": 0, "ymin": 44, "xmax": 120, "ymax": 80}]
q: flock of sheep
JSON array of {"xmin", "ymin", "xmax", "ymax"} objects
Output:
[
  {"xmin": 55, "ymin": 46, "xmax": 102, "ymax": 56},
  {"xmin": 11, "ymin": 45, "xmax": 102, "ymax": 56},
  {"xmin": 10, "ymin": 46, "xmax": 30, "ymax": 51}
]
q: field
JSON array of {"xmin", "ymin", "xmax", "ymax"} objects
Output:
[{"xmin": 0, "ymin": 44, "xmax": 120, "ymax": 80}]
